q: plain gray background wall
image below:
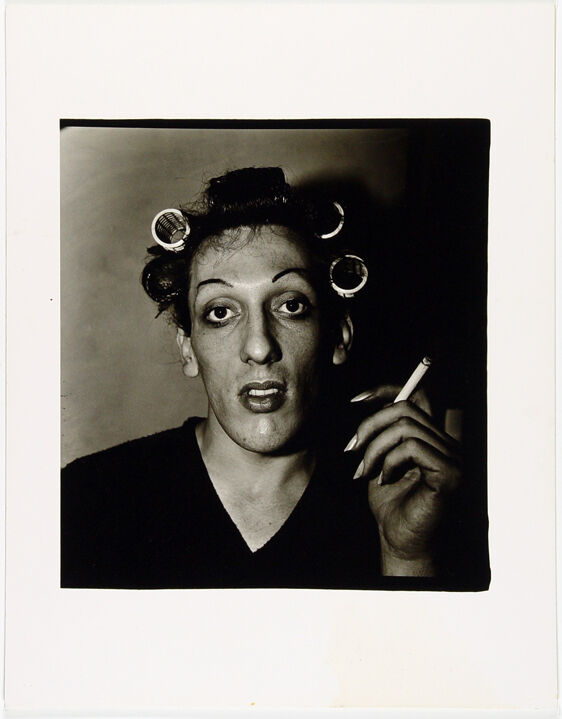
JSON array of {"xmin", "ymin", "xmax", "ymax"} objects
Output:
[{"xmin": 61, "ymin": 127, "xmax": 409, "ymax": 465}]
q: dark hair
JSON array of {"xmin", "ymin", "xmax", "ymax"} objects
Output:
[{"xmin": 141, "ymin": 167, "xmax": 354, "ymax": 333}]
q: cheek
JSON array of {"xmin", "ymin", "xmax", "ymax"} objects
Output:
[
  {"xmin": 285, "ymin": 326, "xmax": 325, "ymax": 384},
  {"xmin": 294, "ymin": 341, "xmax": 321, "ymax": 374},
  {"xmin": 296, "ymin": 319, "xmax": 325, "ymax": 356},
  {"xmin": 191, "ymin": 333, "xmax": 234, "ymax": 387}
]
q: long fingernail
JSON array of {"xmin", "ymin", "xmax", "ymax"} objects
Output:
[
  {"xmin": 350, "ymin": 391, "xmax": 375, "ymax": 403},
  {"xmin": 344, "ymin": 435, "xmax": 358, "ymax": 452},
  {"xmin": 353, "ymin": 460, "xmax": 364, "ymax": 479}
]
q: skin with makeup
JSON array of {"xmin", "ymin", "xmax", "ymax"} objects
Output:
[{"xmin": 177, "ymin": 223, "xmax": 461, "ymax": 576}]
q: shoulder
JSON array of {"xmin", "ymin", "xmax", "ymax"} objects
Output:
[
  {"xmin": 61, "ymin": 418, "xmax": 204, "ymax": 588},
  {"xmin": 61, "ymin": 418, "xmax": 205, "ymax": 533},
  {"xmin": 63, "ymin": 420, "xmax": 194, "ymax": 470},
  {"xmin": 62, "ymin": 418, "xmax": 201, "ymax": 486},
  {"xmin": 61, "ymin": 418, "xmax": 201, "ymax": 520}
]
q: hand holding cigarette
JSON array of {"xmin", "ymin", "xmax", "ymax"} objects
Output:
[{"xmin": 345, "ymin": 356, "xmax": 462, "ymax": 577}]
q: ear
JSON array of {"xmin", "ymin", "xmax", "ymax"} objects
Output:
[
  {"xmin": 176, "ymin": 328, "xmax": 199, "ymax": 378},
  {"xmin": 332, "ymin": 313, "xmax": 354, "ymax": 366}
]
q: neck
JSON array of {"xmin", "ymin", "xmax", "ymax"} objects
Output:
[{"xmin": 196, "ymin": 415, "xmax": 316, "ymax": 500}]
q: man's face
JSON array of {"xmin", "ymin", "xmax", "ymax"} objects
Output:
[{"xmin": 185, "ymin": 226, "xmax": 338, "ymax": 454}]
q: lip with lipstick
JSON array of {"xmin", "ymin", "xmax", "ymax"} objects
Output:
[{"xmin": 239, "ymin": 380, "xmax": 287, "ymax": 413}]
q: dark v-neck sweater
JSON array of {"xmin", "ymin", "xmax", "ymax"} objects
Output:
[{"xmin": 61, "ymin": 418, "xmax": 383, "ymax": 589}]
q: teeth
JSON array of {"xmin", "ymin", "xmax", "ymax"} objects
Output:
[{"xmin": 248, "ymin": 388, "xmax": 280, "ymax": 396}]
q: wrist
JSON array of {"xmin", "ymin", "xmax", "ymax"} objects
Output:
[{"xmin": 379, "ymin": 535, "xmax": 437, "ymax": 577}]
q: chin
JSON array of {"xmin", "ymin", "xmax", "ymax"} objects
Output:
[{"xmin": 231, "ymin": 414, "xmax": 305, "ymax": 455}]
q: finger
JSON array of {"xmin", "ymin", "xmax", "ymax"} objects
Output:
[
  {"xmin": 380, "ymin": 438, "xmax": 461, "ymax": 493},
  {"xmin": 350, "ymin": 384, "xmax": 432, "ymax": 415},
  {"xmin": 358, "ymin": 417, "xmax": 459, "ymax": 480},
  {"xmin": 349, "ymin": 401, "xmax": 457, "ymax": 453},
  {"xmin": 350, "ymin": 384, "xmax": 401, "ymax": 405}
]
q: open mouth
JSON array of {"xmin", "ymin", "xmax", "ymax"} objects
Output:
[
  {"xmin": 239, "ymin": 381, "xmax": 287, "ymax": 413},
  {"xmin": 248, "ymin": 387, "xmax": 281, "ymax": 397}
]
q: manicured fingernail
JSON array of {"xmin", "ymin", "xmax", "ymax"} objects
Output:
[
  {"xmin": 344, "ymin": 435, "xmax": 358, "ymax": 452},
  {"xmin": 353, "ymin": 460, "xmax": 364, "ymax": 479},
  {"xmin": 350, "ymin": 391, "xmax": 375, "ymax": 403}
]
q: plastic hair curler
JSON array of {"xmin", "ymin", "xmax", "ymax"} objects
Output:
[
  {"xmin": 151, "ymin": 209, "xmax": 190, "ymax": 252},
  {"xmin": 329, "ymin": 254, "xmax": 368, "ymax": 298}
]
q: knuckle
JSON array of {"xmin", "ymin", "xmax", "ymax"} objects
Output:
[
  {"xmin": 402, "ymin": 401, "xmax": 421, "ymax": 422},
  {"xmin": 403, "ymin": 436, "xmax": 419, "ymax": 453},
  {"xmin": 396, "ymin": 416, "xmax": 411, "ymax": 432}
]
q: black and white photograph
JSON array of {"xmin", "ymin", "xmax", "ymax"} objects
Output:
[{"xmin": 60, "ymin": 121, "xmax": 490, "ymax": 591}]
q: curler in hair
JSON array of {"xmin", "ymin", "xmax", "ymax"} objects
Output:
[
  {"xmin": 329, "ymin": 254, "xmax": 368, "ymax": 298},
  {"xmin": 151, "ymin": 209, "xmax": 190, "ymax": 252},
  {"xmin": 315, "ymin": 201, "xmax": 345, "ymax": 240}
]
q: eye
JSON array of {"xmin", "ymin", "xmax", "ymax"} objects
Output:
[
  {"xmin": 204, "ymin": 305, "xmax": 236, "ymax": 325},
  {"xmin": 278, "ymin": 297, "xmax": 310, "ymax": 317}
]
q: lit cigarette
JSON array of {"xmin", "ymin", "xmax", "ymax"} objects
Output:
[{"xmin": 394, "ymin": 356, "xmax": 432, "ymax": 403}]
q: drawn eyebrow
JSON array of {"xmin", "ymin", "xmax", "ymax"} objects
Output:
[
  {"xmin": 196, "ymin": 269, "xmax": 310, "ymax": 293},
  {"xmin": 196, "ymin": 278, "xmax": 234, "ymax": 291},
  {"xmin": 272, "ymin": 268, "xmax": 311, "ymax": 283}
]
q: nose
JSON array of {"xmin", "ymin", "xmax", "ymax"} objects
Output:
[{"xmin": 240, "ymin": 310, "xmax": 281, "ymax": 365}]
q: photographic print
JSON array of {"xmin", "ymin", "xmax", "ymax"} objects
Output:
[{"xmin": 60, "ymin": 121, "xmax": 490, "ymax": 591}]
